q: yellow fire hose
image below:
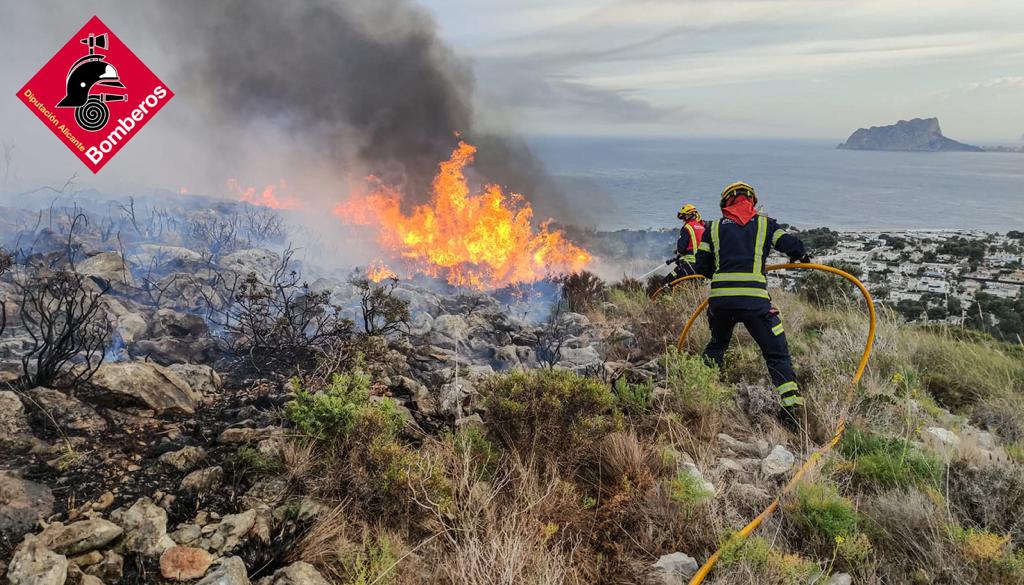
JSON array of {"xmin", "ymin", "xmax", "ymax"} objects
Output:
[{"xmin": 652, "ymin": 263, "xmax": 876, "ymax": 585}]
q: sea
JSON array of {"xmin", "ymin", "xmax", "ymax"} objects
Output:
[{"xmin": 529, "ymin": 135, "xmax": 1024, "ymax": 232}]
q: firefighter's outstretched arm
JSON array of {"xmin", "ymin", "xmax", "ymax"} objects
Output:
[
  {"xmin": 768, "ymin": 218, "xmax": 808, "ymax": 262},
  {"xmin": 695, "ymin": 229, "xmax": 715, "ymax": 279}
]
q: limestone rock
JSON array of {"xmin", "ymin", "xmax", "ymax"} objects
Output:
[
  {"xmin": 651, "ymin": 552, "xmax": 699, "ymax": 585},
  {"xmin": 181, "ymin": 466, "xmax": 224, "ymax": 494},
  {"xmin": 115, "ymin": 312, "xmax": 149, "ymax": 344},
  {"xmin": 1, "ymin": 472, "xmax": 55, "ymax": 550},
  {"xmin": 167, "ymin": 364, "xmax": 222, "ymax": 395},
  {"xmin": 255, "ymin": 561, "xmax": 330, "ymax": 585},
  {"xmin": 220, "ymin": 249, "xmax": 280, "ymax": 278},
  {"xmin": 78, "ymin": 252, "xmax": 135, "ymax": 288},
  {"xmin": 761, "ymin": 445, "xmax": 796, "ymax": 476},
  {"xmin": 717, "ymin": 433, "xmax": 770, "ymax": 458},
  {"xmin": 158, "ymin": 446, "xmax": 207, "ymax": 472},
  {"xmin": 110, "ymin": 498, "xmax": 175, "ymax": 556},
  {"xmin": 201, "ymin": 510, "xmax": 256, "ymax": 554},
  {"xmin": 0, "ymin": 390, "xmax": 29, "ymax": 437},
  {"xmin": 152, "ymin": 308, "xmax": 209, "ymax": 339},
  {"xmin": 27, "ymin": 387, "xmax": 107, "ymax": 433},
  {"xmin": 38, "ymin": 518, "xmax": 123, "ymax": 555},
  {"xmin": 84, "ymin": 550, "xmax": 123, "ymax": 582},
  {"xmin": 195, "ymin": 556, "xmax": 250, "ymax": 585},
  {"xmin": 828, "ymin": 573, "xmax": 853, "ymax": 585},
  {"xmin": 91, "ymin": 361, "xmax": 201, "ymax": 415},
  {"xmin": 160, "ymin": 546, "xmax": 213, "ymax": 581},
  {"xmin": 6, "ymin": 535, "xmax": 69, "ymax": 585}
]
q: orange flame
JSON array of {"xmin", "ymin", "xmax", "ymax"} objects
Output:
[
  {"xmin": 334, "ymin": 141, "xmax": 591, "ymax": 289},
  {"xmin": 228, "ymin": 178, "xmax": 299, "ymax": 209},
  {"xmin": 367, "ymin": 261, "xmax": 397, "ymax": 283}
]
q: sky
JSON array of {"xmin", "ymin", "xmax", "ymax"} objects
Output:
[{"xmin": 419, "ymin": 0, "xmax": 1024, "ymax": 142}]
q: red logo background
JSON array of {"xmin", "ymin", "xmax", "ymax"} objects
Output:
[{"xmin": 16, "ymin": 15, "xmax": 174, "ymax": 173}]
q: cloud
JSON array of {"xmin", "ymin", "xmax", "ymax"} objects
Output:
[{"xmin": 967, "ymin": 76, "xmax": 1024, "ymax": 91}]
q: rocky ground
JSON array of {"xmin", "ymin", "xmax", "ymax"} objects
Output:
[{"xmin": 2, "ymin": 199, "xmax": 1024, "ymax": 585}]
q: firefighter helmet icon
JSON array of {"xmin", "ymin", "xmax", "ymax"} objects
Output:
[{"xmin": 56, "ymin": 33, "xmax": 127, "ymax": 132}]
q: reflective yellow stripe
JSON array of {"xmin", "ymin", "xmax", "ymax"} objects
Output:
[
  {"xmin": 772, "ymin": 323, "xmax": 785, "ymax": 336},
  {"xmin": 712, "ymin": 272, "xmax": 767, "ymax": 283},
  {"xmin": 709, "ymin": 288, "xmax": 771, "ymax": 299},
  {"xmin": 681, "ymin": 254, "xmax": 696, "ymax": 263},
  {"xmin": 772, "ymin": 229, "xmax": 787, "ymax": 245},
  {"xmin": 776, "ymin": 381, "xmax": 798, "ymax": 395},
  {"xmin": 684, "ymin": 224, "xmax": 697, "ymax": 251},
  {"xmin": 698, "ymin": 242, "xmax": 711, "ymax": 252},
  {"xmin": 781, "ymin": 394, "xmax": 804, "ymax": 407},
  {"xmin": 711, "ymin": 219, "xmax": 721, "ymax": 269},
  {"xmin": 752, "ymin": 215, "xmax": 767, "ymax": 276}
]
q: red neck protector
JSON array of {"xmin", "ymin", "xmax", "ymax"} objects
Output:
[{"xmin": 722, "ymin": 197, "xmax": 757, "ymax": 226}]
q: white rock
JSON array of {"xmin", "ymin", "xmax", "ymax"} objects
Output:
[
  {"xmin": 761, "ymin": 445, "xmax": 796, "ymax": 476},
  {"xmin": 111, "ymin": 498, "xmax": 176, "ymax": 556},
  {"xmin": 254, "ymin": 561, "xmax": 330, "ymax": 585},
  {"xmin": 159, "ymin": 446, "xmax": 208, "ymax": 472},
  {"xmin": 925, "ymin": 427, "xmax": 960, "ymax": 447},
  {"xmin": 196, "ymin": 556, "xmax": 250, "ymax": 585},
  {"xmin": 828, "ymin": 573, "xmax": 853, "ymax": 585},
  {"xmin": 6, "ymin": 534, "xmax": 69, "ymax": 585},
  {"xmin": 38, "ymin": 518, "xmax": 123, "ymax": 555},
  {"xmin": 651, "ymin": 552, "xmax": 699, "ymax": 585}
]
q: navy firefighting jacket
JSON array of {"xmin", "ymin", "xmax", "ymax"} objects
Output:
[{"xmin": 694, "ymin": 215, "xmax": 806, "ymax": 310}]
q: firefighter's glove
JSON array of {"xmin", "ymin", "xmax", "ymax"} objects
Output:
[
  {"xmin": 790, "ymin": 254, "xmax": 812, "ymax": 264},
  {"xmin": 666, "ymin": 255, "xmax": 679, "ymax": 265}
]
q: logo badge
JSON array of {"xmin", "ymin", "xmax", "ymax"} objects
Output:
[{"xmin": 16, "ymin": 16, "xmax": 174, "ymax": 173}]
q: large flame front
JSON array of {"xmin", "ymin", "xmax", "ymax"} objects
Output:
[{"xmin": 335, "ymin": 141, "xmax": 591, "ymax": 289}]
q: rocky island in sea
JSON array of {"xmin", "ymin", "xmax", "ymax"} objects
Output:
[{"xmin": 837, "ymin": 117, "xmax": 983, "ymax": 152}]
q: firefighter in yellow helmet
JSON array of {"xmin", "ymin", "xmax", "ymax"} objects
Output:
[
  {"xmin": 694, "ymin": 181, "xmax": 811, "ymax": 429},
  {"xmin": 663, "ymin": 203, "xmax": 706, "ymax": 285}
]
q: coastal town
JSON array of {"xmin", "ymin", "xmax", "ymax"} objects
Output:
[{"xmin": 769, "ymin": 227, "xmax": 1024, "ymax": 339}]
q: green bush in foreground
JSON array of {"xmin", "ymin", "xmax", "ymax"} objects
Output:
[
  {"xmin": 662, "ymin": 349, "xmax": 732, "ymax": 414},
  {"xmin": 718, "ymin": 534, "xmax": 820, "ymax": 584},
  {"xmin": 286, "ymin": 369, "xmax": 404, "ymax": 444},
  {"xmin": 481, "ymin": 369, "xmax": 618, "ymax": 466},
  {"xmin": 838, "ymin": 427, "xmax": 942, "ymax": 489},
  {"xmin": 791, "ymin": 481, "xmax": 859, "ymax": 542}
]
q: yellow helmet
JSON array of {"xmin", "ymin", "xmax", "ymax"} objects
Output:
[
  {"xmin": 677, "ymin": 203, "xmax": 700, "ymax": 221},
  {"xmin": 720, "ymin": 181, "xmax": 757, "ymax": 207}
]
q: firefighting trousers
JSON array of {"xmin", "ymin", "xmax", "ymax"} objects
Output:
[{"xmin": 702, "ymin": 306, "xmax": 803, "ymax": 407}]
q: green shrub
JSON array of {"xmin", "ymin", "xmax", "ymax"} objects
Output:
[
  {"xmin": 718, "ymin": 534, "xmax": 820, "ymax": 584},
  {"xmin": 909, "ymin": 333, "xmax": 1023, "ymax": 410},
  {"xmin": 838, "ymin": 427, "xmax": 942, "ymax": 489},
  {"xmin": 449, "ymin": 426, "xmax": 502, "ymax": 481},
  {"xmin": 481, "ymin": 369, "xmax": 618, "ymax": 468},
  {"xmin": 790, "ymin": 481, "xmax": 859, "ymax": 542},
  {"xmin": 285, "ymin": 370, "xmax": 404, "ymax": 444},
  {"xmin": 662, "ymin": 349, "xmax": 732, "ymax": 414},
  {"xmin": 669, "ymin": 469, "xmax": 713, "ymax": 510},
  {"xmin": 613, "ymin": 377, "xmax": 654, "ymax": 415}
]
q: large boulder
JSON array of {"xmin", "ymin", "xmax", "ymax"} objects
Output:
[
  {"xmin": 167, "ymin": 364, "xmax": 222, "ymax": 396},
  {"xmin": 0, "ymin": 473, "xmax": 54, "ymax": 551},
  {"xmin": 151, "ymin": 309, "xmax": 209, "ymax": 339},
  {"xmin": 91, "ymin": 362, "xmax": 201, "ymax": 415},
  {"xmin": 130, "ymin": 337, "xmax": 221, "ymax": 367},
  {"xmin": 77, "ymin": 251, "xmax": 135, "ymax": 288},
  {"xmin": 132, "ymin": 244, "xmax": 203, "ymax": 268},
  {"xmin": 6, "ymin": 534, "xmax": 68, "ymax": 585},
  {"xmin": 26, "ymin": 387, "xmax": 107, "ymax": 433},
  {"xmin": 220, "ymin": 249, "xmax": 280, "ymax": 278},
  {"xmin": 38, "ymin": 518, "xmax": 123, "ymax": 555}
]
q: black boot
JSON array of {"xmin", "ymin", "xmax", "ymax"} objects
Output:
[{"xmin": 779, "ymin": 403, "xmax": 804, "ymax": 432}]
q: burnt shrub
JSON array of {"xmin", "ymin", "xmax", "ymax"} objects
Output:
[
  {"xmin": 559, "ymin": 270, "xmax": 605, "ymax": 313},
  {"xmin": 17, "ymin": 269, "xmax": 110, "ymax": 389},
  {"xmin": 218, "ymin": 250, "xmax": 353, "ymax": 378},
  {"xmin": 350, "ymin": 276, "xmax": 409, "ymax": 336}
]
